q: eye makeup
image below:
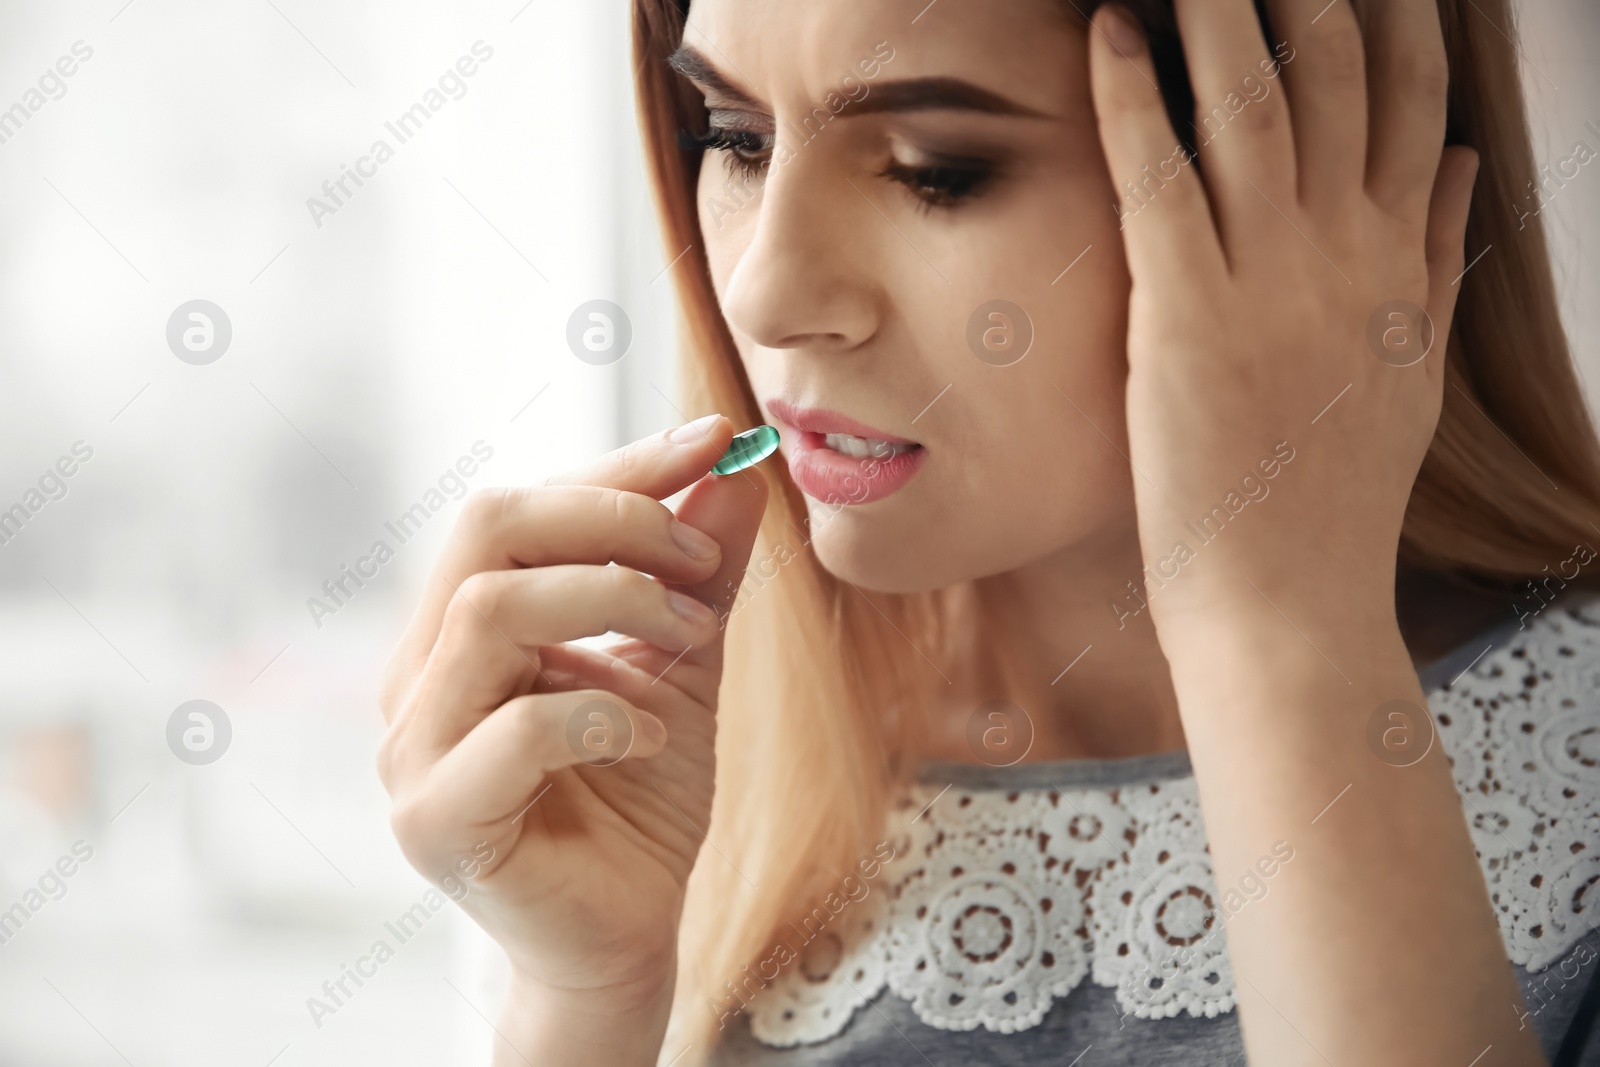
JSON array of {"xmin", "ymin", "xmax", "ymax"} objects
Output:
[
  {"xmin": 877, "ymin": 147, "xmax": 1003, "ymax": 209},
  {"xmin": 680, "ymin": 125, "xmax": 774, "ymax": 178},
  {"xmin": 683, "ymin": 115, "xmax": 1008, "ymax": 211}
]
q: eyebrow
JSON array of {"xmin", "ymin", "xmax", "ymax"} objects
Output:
[{"xmin": 666, "ymin": 44, "xmax": 1046, "ymax": 119}]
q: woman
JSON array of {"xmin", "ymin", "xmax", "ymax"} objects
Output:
[{"xmin": 377, "ymin": 0, "xmax": 1600, "ymax": 1063}]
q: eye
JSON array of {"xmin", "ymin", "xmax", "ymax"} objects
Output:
[
  {"xmin": 879, "ymin": 157, "xmax": 996, "ymax": 210},
  {"xmin": 679, "ymin": 126, "xmax": 773, "ymax": 179}
]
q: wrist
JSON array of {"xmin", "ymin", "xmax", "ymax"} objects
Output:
[
  {"xmin": 1155, "ymin": 588, "xmax": 1415, "ymax": 713},
  {"xmin": 498, "ymin": 966, "xmax": 677, "ymax": 1067},
  {"xmin": 1150, "ymin": 571, "xmax": 1398, "ymax": 668},
  {"xmin": 509, "ymin": 959, "xmax": 678, "ymax": 1010}
]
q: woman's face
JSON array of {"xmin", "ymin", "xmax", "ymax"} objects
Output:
[{"xmin": 683, "ymin": 0, "xmax": 1137, "ymax": 593}]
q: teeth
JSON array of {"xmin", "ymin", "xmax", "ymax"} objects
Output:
[{"xmin": 822, "ymin": 432, "xmax": 912, "ymax": 459}]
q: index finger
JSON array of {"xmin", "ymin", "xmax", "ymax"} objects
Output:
[
  {"xmin": 549, "ymin": 412, "xmax": 732, "ymax": 494},
  {"xmin": 434, "ymin": 413, "xmax": 733, "ymax": 583},
  {"xmin": 381, "ymin": 415, "xmax": 734, "ymax": 707}
]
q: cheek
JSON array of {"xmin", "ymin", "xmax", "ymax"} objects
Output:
[
  {"xmin": 696, "ymin": 158, "xmax": 760, "ymax": 291},
  {"xmin": 929, "ymin": 164, "xmax": 1133, "ymax": 448},
  {"xmin": 695, "ymin": 158, "xmax": 767, "ymax": 381},
  {"xmin": 998, "ymin": 167, "xmax": 1130, "ymax": 420},
  {"xmin": 875, "ymin": 170, "xmax": 1135, "ymax": 576},
  {"xmin": 696, "ymin": 161, "xmax": 731, "ymax": 287}
]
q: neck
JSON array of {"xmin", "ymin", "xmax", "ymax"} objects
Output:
[{"xmin": 930, "ymin": 517, "xmax": 1187, "ymax": 765}]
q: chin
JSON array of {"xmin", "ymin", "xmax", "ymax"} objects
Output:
[{"xmin": 806, "ymin": 506, "xmax": 977, "ymax": 595}]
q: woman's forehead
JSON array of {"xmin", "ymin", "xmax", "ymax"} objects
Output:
[{"xmin": 679, "ymin": 0, "xmax": 1083, "ymax": 114}]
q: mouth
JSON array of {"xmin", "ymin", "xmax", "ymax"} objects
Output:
[
  {"xmin": 765, "ymin": 399, "xmax": 928, "ymax": 506},
  {"xmin": 816, "ymin": 432, "xmax": 918, "ymax": 460}
]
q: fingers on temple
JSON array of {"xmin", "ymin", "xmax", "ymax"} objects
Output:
[
  {"xmin": 1173, "ymin": 0, "xmax": 1298, "ymax": 222},
  {"xmin": 1359, "ymin": 0, "xmax": 1451, "ymax": 222},
  {"xmin": 1261, "ymin": 0, "xmax": 1368, "ymax": 206},
  {"xmin": 1088, "ymin": 5, "xmax": 1223, "ymax": 276}
]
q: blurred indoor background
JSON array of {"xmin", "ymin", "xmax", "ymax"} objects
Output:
[{"xmin": 0, "ymin": 0, "xmax": 1594, "ymax": 1063}]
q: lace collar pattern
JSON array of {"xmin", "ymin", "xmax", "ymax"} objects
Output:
[{"xmin": 746, "ymin": 601, "xmax": 1600, "ymax": 1047}]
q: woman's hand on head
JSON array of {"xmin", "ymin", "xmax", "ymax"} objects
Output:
[
  {"xmin": 1087, "ymin": 0, "xmax": 1478, "ymax": 634},
  {"xmin": 1085, "ymin": 13, "xmax": 1553, "ymax": 1066},
  {"xmin": 374, "ymin": 414, "xmax": 767, "ymax": 1019}
]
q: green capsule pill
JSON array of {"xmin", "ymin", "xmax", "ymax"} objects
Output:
[{"xmin": 712, "ymin": 424, "xmax": 781, "ymax": 475}]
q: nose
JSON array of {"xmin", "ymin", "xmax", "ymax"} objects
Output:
[{"xmin": 716, "ymin": 149, "xmax": 881, "ymax": 353}]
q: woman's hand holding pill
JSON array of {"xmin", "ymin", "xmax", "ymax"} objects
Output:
[{"xmin": 375, "ymin": 413, "xmax": 766, "ymax": 1063}]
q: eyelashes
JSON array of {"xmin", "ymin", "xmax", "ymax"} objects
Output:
[
  {"xmin": 679, "ymin": 124, "xmax": 998, "ymax": 211},
  {"xmin": 876, "ymin": 157, "xmax": 995, "ymax": 211},
  {"xmin": 679, "ymin": 126, "xmax": 772, "ymax": 179}
]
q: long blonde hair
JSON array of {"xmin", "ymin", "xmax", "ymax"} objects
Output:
[{"xmin": 630, "ymin": 0, "xmax": 1600, "ymax": 1057}]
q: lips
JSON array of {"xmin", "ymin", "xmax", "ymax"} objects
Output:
[{"xmin": 766, "ymin": 399, "xmax": 928, "ymax": 505}]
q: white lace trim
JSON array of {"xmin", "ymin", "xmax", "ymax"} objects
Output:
[{"xmin": 747, "ymin": 602, "xmax": 1600, "ymax": 1048}]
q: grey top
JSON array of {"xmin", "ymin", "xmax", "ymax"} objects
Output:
[{"xmin": 706, "ymin": 605, "xmax": 1600, "ymax": 1066}]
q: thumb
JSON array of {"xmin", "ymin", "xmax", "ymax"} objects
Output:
[{"xmin": 667, "ymin": 463, "xmax": 769, "ymax": 700}]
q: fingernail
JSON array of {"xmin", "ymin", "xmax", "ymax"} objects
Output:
[
  {"xmin": 637, "ymin": 711, "xmax": 668, "ymax": 746},
  {"xmin": 667, "ymin": 589, "xmax": 716, "ymax": 624},
  {"xmin": 671, "ymin": 520, "xmax": 721, "ymax": 561},
  {"xmin": 670, "ymin": 413, "xmax": 721, "ymax": 444},
  {"xmin": 1100, "ymin": 5, "xmax": 1145, "ymax": 57}
]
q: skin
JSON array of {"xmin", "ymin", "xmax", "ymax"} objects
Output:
[
  {"xmin": 379, "ymin": 0, "xmax": 1547, "ymax": 1064},
  {"xmin": 698, "ymin": 3, "xmax": 1132, "ymax": 597},
  {"xmin": 690, "ymin": 0, "xmax": 1185, "ymax": 762}
]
